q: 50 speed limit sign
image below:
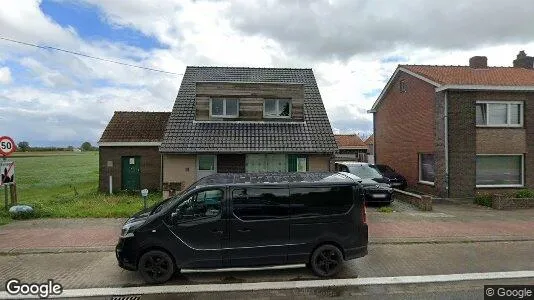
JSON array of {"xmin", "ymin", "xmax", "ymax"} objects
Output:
[{"xmin": 0, "ymin": 136, "xmax": 16, "ymax": 157}]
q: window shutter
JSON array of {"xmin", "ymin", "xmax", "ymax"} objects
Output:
[{"xmin": 288, "ymin": 154, "xmax": 297, "ymax": 172}]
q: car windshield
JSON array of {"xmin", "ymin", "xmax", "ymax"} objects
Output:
[{"xmin": 348, "ymin": 164, "xmax": 383, "ymax": 179}]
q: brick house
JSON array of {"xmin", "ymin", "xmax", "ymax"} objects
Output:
[
  {"xmin": 369, "ymin": 51, "xmax": 534, "ymax": 198},
  {"xmin": 159, "ymin": 66, "xmax": 338, "ymax": 197},
  {"xmin": 334, "ymin": 134, "xmax": 368, "ymax": 161},
  {"xmin": 98, "ymin": 112, "xmax": 170, "ymax": 193}
]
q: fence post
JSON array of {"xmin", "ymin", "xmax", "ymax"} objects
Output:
[
  {"xmin": 10, "ymin": 184, "xmax": 17, "ymax": 205},
  {"xmin": 3, "ymin": 185, "xmax": 7, "ymax": 211}
]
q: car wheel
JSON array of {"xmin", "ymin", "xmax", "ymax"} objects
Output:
[
  {"xmin": 138, "ymin": 250, "xmax": 175, "ymax": 284},
  {"xmin": 309, "ymin": 244, "xmax": 343, "ymax": 277}
]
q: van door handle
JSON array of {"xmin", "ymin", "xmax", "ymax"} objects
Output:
[
  {"xmin": 211, "ymin": 229, "xmax": 223, "ymax": 234},
  {"xmin": 237, "ymin": 228, "xmax": 251, "ymax": 233}
]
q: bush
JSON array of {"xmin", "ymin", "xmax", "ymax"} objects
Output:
[
  {"xmin": 514, "ymin": 189, "xmax": 534, "ymax": 198},
  {"xmin": 474, "ymin": 193, "xmax": 493, "ymax": 207}
]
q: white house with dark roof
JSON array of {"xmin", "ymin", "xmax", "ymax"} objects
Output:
[{"xmin": 160, "ymin": 66, "xmax": 338, "ymax": 197}]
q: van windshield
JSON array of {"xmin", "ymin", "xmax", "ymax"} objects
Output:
[{"xmin": 348, "ymin": 165, "xmax": 383, "ymax": 179}]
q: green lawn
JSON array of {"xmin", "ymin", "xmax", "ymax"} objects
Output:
[{"xmin": 1, "ymin": 152, "xmax": 161, "ymax": 224}]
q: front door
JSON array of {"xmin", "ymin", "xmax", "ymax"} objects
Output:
[
  {"xmin": 121, "ymin": 156, "xmax": 140, "ymax": 190},
  {"xmin": 165, "ymin": 188, "xmax": 226, "ymax": 268},
  {"xmin": 228, "ymin": 187, "xmax": 290, "ymax": 267},
  {"xmin": 197, "ymin": 155, "xmax": 217, "ymax": 179}
]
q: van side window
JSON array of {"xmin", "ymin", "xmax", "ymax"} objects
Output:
[
  {"xmin": 174, "ymin": 189, "xmax": 223, "ymax": 220},
  {"xmin": 232, "ymin": 188, "xmax": 290, "ymax": 220},
  {"xmin": 290, "ymin": 186, "xmax": 353, "ymax": 217}
]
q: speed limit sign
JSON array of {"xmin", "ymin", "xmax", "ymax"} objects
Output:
[{"xmin": 0, "ymin": 136, "xmax": 16, "ymax": 157}]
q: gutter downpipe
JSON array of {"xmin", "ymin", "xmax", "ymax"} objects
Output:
[{"xmin": 444, "ymin": 91, "xmax": 449, "ymax": 197}]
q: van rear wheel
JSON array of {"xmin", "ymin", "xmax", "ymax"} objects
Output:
[
  {"xmin": 309, "ymin": 244, "xmax": 343, "ymax": 277},
  {"xmin": 139, "ymin": 250, "xmax": 175, "ymax": 284}
]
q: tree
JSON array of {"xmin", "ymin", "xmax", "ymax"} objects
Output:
[
  {"xmin": 81, "ymin": 142, "xmax": 93, "ymax": 151},
  {"xmin": 17, "ymin": 141, "xmax": 30, "ymax": 152}
]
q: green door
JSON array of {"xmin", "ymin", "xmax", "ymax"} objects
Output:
[{"xmin": 121, "ymin": 156, "xmax": 140, "ymax": 191}]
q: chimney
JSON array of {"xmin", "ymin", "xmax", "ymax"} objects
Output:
[
  {"xmin": 513, "ymin": 50, "xmax": 534, "ymax": 69},
  {"xmin": 469, "ymin": 56, "xmax": 488, "ymax": 68}
]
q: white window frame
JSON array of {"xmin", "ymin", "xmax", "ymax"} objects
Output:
[
  {"xmin": 210, "ymin": 98, "xmax": 239, "ymax": 118},
  {"xmin": 476, "ymin": 101, "xmax": 523, "ymax": 128},
  {"xmin": 263, "ymin": 99, "xmax": 292, "ymax": 118},
  {"xmin": 475, "ymin": 154, "xmax": 524, "ymax": 188},
  {"xmin": 418, "ymin": 153, "xmax": 435, "ymax": 186}
]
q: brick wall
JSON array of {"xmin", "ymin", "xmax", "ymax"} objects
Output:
[
  {"xmin": 375, "ymin": 71, "xmax": 436, "ymax": 193},
  {"xmin": 447, "ymin": 91, "xmax": 534, "ymax": 198},
  {"xmin": 526, "ymin": 93, "xmax": 534, "ymax": 189},
  {"xmin": 447, "ymin": 91, "xmax": 476, "ymax": 198},
  {"xmin": 99, "ymin": 146, "xmax": 161, "ymax": 193},
  {"xmin": 476, "ymin": 129, "xmax": 526, "ymax": 153},
  {"xmin": 434, "ymin": 91, "xmax": 447, "ymax": 197}
]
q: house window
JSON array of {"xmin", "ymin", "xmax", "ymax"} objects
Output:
[
  {"xmin": 288, "ymin": 154, "xmax": 307, "ymax": 172},
  {"xmin": 399, "ymin": 80, "xmax": 407, "ymax": 93},
  {"xmin": 476, "ymin": 155, "xmax": 523, "ymax": 187},
  {"xmin": 246, "ymin": 154, "xmax": 288, "ymax": 172},
  {"xmin": 419, "ymin": 153, "xmax": 435, "ymax": 185},
  {"xmin": 210, "ymin": 98, "xmax": 239, "ymax": 117},
  {"xmin": 475, "ymin": 102, "xmax": 523, "ymax": 127},
  {"xmin": 198, "ymin": 155, "xmax": 216, "ymax": 171},
  {"xmin": 264, "ymin": 99, "xmax": 291, "ymax": 118}
]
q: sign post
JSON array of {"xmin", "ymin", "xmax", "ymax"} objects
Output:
[
  {"xmin": 0, "ymin": 136, "xmax": 17, "ymax": 210},
  {"xmin": 141, "ymin": 189, "xmax": 149, "ymax": 210}
]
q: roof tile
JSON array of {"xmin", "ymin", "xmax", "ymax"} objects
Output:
[
  {"xmin": 161, "ymin": 66, "xmax": 337, "ymax": 153},
  {"xmin": 99, "ymin": 112, "xmax": 170, "ymax": 143},
  {"xmin": 402, "ymin": 65, "xmax": 534, "ymax": 86}
]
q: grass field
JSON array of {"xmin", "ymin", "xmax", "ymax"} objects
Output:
[{"xmin": 0, "ymin": 152, "xmax": 161, "ymax": 224}]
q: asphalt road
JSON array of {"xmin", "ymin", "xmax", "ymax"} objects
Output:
[{"xmin": 1, "ymin": 241, "xmax": 533, "ymax": 299}]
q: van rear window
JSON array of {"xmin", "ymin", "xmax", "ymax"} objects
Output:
[{"xmin": 290, "ymin": 186, "xmax": 353, "ymax": 217}]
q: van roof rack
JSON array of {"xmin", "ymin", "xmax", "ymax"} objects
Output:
[{"xmin": 193, "ymin": 172, "xmax": 361, "ymax": 188}]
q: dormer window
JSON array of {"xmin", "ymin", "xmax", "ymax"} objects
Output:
[
  {"xmin": 264, "ymin": 99, "xmax": 291, "ymax": 118},
  {"xmin": 210, "ymin": 98, "xmax": 239, "ymax": 118}
]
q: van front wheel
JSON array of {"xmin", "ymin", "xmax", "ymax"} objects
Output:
[
  {"xmin": 138, "ymin": 250, "xmax": 175, "ymax": 284},
  {"xmin": 309, "ymin": 244, "xmax": 343, "ymax": 277}
]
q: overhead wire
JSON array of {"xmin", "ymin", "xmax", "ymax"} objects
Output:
[{"xmin": 0, "ymin": 36, "xmax": 183, "ymax": 76}]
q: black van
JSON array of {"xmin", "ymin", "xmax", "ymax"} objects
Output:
[{"xmin": 116, "ymin": 172, "xmax": 368, "ymax": 283}]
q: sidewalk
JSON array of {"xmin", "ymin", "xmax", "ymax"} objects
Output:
[{"xmin": 0, "ymin": 202, "xmax": 533, "ymax": 253}]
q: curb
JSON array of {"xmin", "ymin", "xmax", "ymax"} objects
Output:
[
  {"xmin": 370, "ymin": 236, "xmax": 534, "ymax": 245},
  {"xmin": 1, "ymin": 237, "xmax": 533, "ymax": 255},
  {"xmin": 0, "ymin": 246, "xmax": 115, "ymax": 255}
]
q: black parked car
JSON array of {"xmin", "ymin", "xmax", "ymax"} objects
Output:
[
  {"xmin": 335, "ymin": 162, "xmax": 393, "ymax": 205},
  {"xmin": 116, "ymin": 172, "xmax": 368, "ymax": 283},
  {"xmin": 370, "ymin": 164, "xmax": 407, "ymax": 190}
]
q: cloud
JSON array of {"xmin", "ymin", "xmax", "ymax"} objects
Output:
[
  {"xmin": 2, "ymin": 0, "xmax": 534, "ymax": 146},
  {"xmin": 0, "ymin": 67, "xmax": 12, "ymax": 84},
  {"xmin": 224, "ymin": 0, "xmax": 534, "ymax": 61}
]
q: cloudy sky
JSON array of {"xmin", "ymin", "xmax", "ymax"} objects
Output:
[{"xmin": 2, "ymin": 0, "xmax": 534, "ymax": 147}]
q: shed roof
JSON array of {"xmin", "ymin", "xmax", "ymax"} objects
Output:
[{"xmin": 99, "ymin": 111, "xmax": 170, "ymax": 143}]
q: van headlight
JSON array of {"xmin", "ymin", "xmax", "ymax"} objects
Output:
[{"xmin": 121, "ymin": 220, "xmax": 144, "ymax": 238}]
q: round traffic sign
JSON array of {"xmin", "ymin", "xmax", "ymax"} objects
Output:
[{"xmin": 0, "ymin": 136, "xmax": 16, "ymax": 156}]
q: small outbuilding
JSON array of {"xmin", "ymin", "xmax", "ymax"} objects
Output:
[{"xmin": 98, "ymin": 111, "xmax": 170, "ymax": 193}]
